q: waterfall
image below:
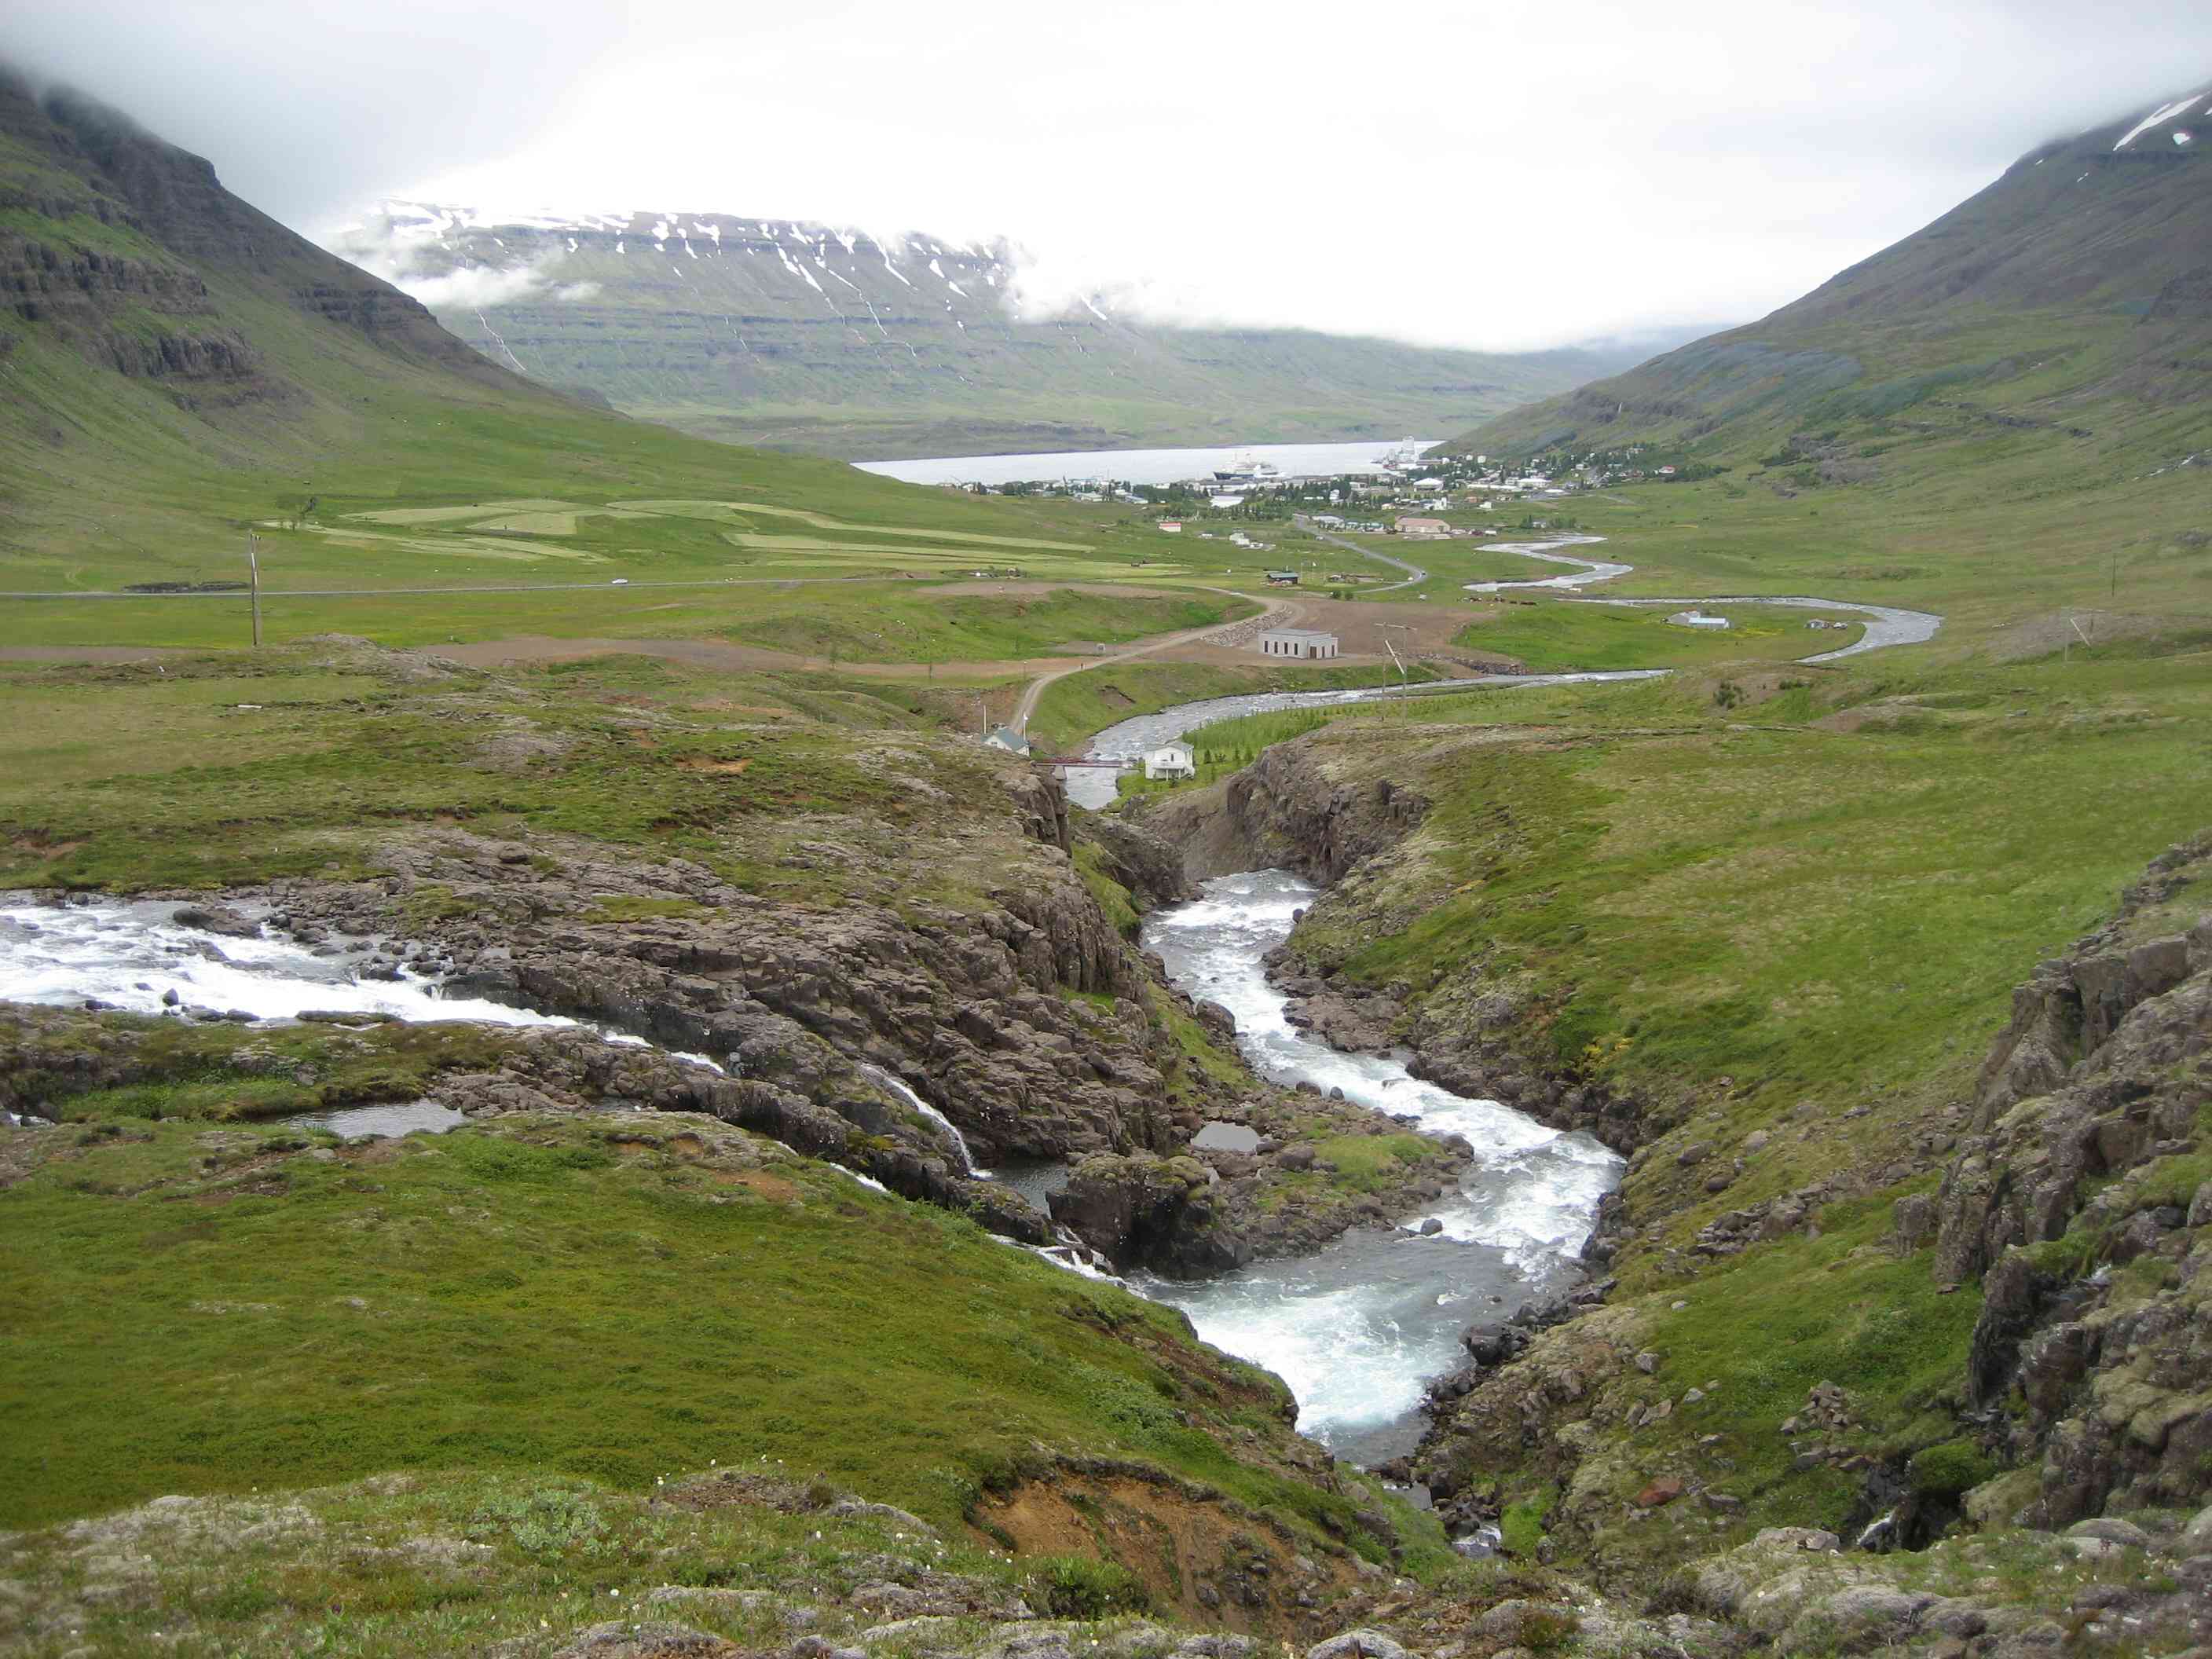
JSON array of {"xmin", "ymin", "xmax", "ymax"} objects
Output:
[{"xmin": 859, "ymin": 1063, "xmax": 978, "ymax": 1176}]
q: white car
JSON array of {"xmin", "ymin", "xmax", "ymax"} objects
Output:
[{"xmin": 610, "ymin": 577, "xmax": 630, "ymax": 585}]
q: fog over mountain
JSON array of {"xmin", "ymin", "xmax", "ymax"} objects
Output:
[{"xmin": 10, "ymin": 1, "xmax": 2212, "ymax": 352}]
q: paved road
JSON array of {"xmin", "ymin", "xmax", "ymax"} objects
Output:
[
  {"xmin": 1294, "ymin": 515, "xmax": 1426, "ymax": 593},
  {"xmin": 1460, "ymin": 534, "xmax": 1944, "ymax": 662},
  {"xmin": 1011, "ymin": 586, "xmax": 1302, "ymax": 733}
]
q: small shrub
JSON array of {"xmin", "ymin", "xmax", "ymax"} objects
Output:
[
  {"xmin": 1500, "ymin": 1489, "xmax": 1554, "ymax": 1555},
  {"xmin": 1034, "ymin": 1555, "xmax": 1148, "ymax": 1618},
  {"xmin": 1518, "ymin": 1609, "xmax": 1580, "ymax": 1653},
  {"xmin": 469, "ymin": 1483, "xmax": 612, "ymax": 1557},
  {"xmin": 1909, "ymin": 1437, "xmax": 1999, "ymax": 1499}
]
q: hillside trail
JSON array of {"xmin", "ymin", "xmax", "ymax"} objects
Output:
[{"xmin": 1010, "ymin": 586, "xmax": 1303, "ymax": 735}]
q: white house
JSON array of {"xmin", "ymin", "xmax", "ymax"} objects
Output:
[
  {"xmin": 1665, "ymin": 608, "xmax": 1731, "ymax": 630},
  {"xmin": 1258, "ymin": 628, "xmax": 1341, "ymax": 659},
  {"xmin": 983, "ymin": 725, "xmax": 1033, "ymax": 755},
  {"xmin": 1144, "ymin": 742, "xmax": 1196, "ymax": 780},
  {"xmin": 1158, "ymin": 519, "xmax": 1183, "ymax": 533}
]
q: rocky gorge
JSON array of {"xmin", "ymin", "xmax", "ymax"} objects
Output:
[
  {"xmin": 1115, "ymin": 701, "xmax": 2212, "ymax": 1649},
  {"xmin": 0, "ymin": 758, "xmax": 1469, "ymax": 1280}
]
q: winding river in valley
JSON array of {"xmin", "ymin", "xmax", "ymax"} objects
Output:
[
  {"xmin": 0, "ymin": 540, "xmax": 1946, "ymax": 1472},
  {"xmin": 1045, "ymin": 537, "xmax": 1945, "ymax": 1454}
]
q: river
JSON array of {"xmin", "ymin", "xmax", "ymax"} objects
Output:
[
  {"xmin": 855, "ymin": 438, "xmax": 1439, "ymax": 489},
  {"xmin": 1136, "ymin": 870, "xmax": 1620, "ymax": 1464},
  {"xmin": 2, "ymin": 881, "xmax": 1614, "ymax": 1470}
]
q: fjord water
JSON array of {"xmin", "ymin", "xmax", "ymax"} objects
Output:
[
  {"xmin": 1137, "ymin": 871, "xmax": 1621, "ymax": 1463},
  {"xmin": 856, "ymin": 437, "xmax": 1437, "ymax": 488}
]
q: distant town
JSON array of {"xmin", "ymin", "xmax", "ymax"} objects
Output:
[{"xmin": 931, "ymin": 438, "xmax": 1697, "ymax": 544}]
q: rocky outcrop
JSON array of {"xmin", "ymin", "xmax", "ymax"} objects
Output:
[
  {"xmin": 1137, "ymin": 742, "xmax": 1428, "ymax": 887},
  {"xmin": 1399, "ymin": 987, "xmax": 1650, "ymax": 1153},
  {"xmin": 261, "ymin": 829, "xmax": 1175, "ymax": 1170},
  {"xmin": 1050, "ymin": 1105, "xmax": 1473, "ymax": 1277},
  {"xmin": 1052, "ymin": 1152, "xmax": 1251, "ymax": 1277},
  {"xmin": 1078, "ymin": 814, "xmax": 1192, "ymax": 914},
  {"xmin": 1917, "ymin": 835, "xmax": 2212, "ymax": 1529}
]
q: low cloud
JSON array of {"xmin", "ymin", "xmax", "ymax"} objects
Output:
[
  {"xmin": 18, "ymin": 2, "xmax": 2212, "ymax": 352},
  {"xmin": 397, "ymin": 262, "xmax": 555, "ymax": 310}
]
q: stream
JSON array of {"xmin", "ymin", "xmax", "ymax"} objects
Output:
[{"xmin": 1134, "ymin": 871, "xmax": 1620, "ymax": 1464}]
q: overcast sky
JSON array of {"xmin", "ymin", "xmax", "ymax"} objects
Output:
[{"xmin": 9, "ymin": 0, "xmax": 2211, "ymax": 351}]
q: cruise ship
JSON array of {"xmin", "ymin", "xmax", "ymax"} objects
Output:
[{"xmin": 1211, "ymin": 452, "xmax": 1282, "ymax": 483}]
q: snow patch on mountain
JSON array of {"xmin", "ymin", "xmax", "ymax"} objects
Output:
[
  {"xmin": 2114, "ymin": 93, "xmax": 2206, "ymax": 150},
  {"xmin": 325, "ymin": 200, "xmax": 1172, "ymax": 336}
]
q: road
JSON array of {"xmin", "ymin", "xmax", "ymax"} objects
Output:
[
  {"xmin": 1011, "ymin": 586, "xmax": 1303, "ymax": 733},
  {"xmin": 1293, "ymin": 515, "xmax": 1426, "ymax": 593}
]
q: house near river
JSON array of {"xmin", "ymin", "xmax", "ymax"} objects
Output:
[{"xmin": 1144, "ymin": 742, "xmax": 1196, "ymax": 781}]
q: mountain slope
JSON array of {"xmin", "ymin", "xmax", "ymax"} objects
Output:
[
  {"xmin": 328, "ymin": 202, "xmax": 1641, "ymax": 457},
  {"xmin": 1450, "ymin": 79, "xmax": 2212, "ymax": 465},
  {"xmin": 0, "ymin": 71, "xmax": 1093, "ymax": 591}
]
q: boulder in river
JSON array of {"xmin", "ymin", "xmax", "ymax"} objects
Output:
[{"xmin": 1049, "ymin": 1152, "xmax": 1251, "ymax": 1278}]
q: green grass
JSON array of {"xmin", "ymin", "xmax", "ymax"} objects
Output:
[
  {"xmin": 1277, "ymin": 650, "xmax": 2212, "ymax": 1108},
  {"xmin": 0, "ymin": 1111, "xmax": 1383, "ymax": 1544},
  {"xmin": 1452, "ymin": 597, "xmax": 1863, "ymax": 670},
  {"xmin": 715, "ymin": 587, "xmax": 1241, "ymax": 665},
  {"xmin": 1627, "ymin": 1193, "xmax": 1985, "ymax": 1499},
  {"xmin": 0, "ymin": 1464, "xmax": 1037, "ymax": 1659},
  {"xmin": 1309, "ymin": 1132, "xmax": 1435, "ymax": 1193},
  {"xmin": 15, "ymin": 1014, "xmax": 528, "ymax": 1126},
  {"xmin": 0, "ymin": 649, "xmax": 1023, "ymax": 895}
]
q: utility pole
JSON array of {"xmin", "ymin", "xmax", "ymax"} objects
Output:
[{"xmin": 246, "ymin": 529, "xmax": 262, "ymax": 648}]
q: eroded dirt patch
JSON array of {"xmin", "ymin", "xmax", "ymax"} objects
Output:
[{"xmin": 976, "ymin": 1472, "xmax": 1364, "ymax": 1634}]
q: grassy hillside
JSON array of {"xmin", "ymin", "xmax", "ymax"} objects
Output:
[
  {"xmin": 1447, "ymin": 79, "xmax": 2212, "ymax": 602},
  {"xmin": 0, "ymin": 70, "xmax": 1260, "ymax": 627},
  {"xmin": 1139, "ymin": 634, "xmax": 2211, "ymax": 1566}
]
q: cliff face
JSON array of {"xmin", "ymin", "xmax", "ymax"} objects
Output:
[
  {"xmin": 0, "ymin": 70, "xmax": 531, "ymax": 404},
  {"xmin": 1138, "ymin": 742, "xmax": 1430, "ymax": 887},
  {"xmin": 263, "ymin": 823, "xmax": 1177, "ymax": 1173}
]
